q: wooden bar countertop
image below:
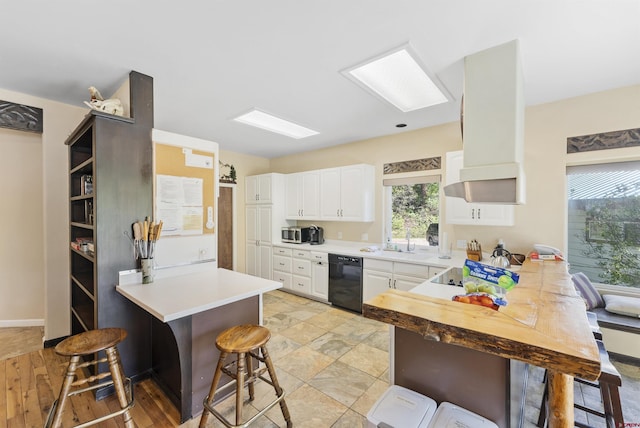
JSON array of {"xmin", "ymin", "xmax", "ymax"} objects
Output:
[{"xmin": 363, "ymin": 259, "xmax": 600, "ymax": 428}]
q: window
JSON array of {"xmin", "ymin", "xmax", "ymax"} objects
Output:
[
  {"xmin": 567, "ymin": 161, "xmax": 640, "ymax": 289},
  {"xmin": 383, "ymin": 176, "xmax": 440, "ymax": 249}
]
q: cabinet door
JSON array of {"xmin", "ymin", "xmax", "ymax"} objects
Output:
[
  {"xmin": 470, "ymin": 204, "xmax": 515, "ymax": 226},
  {"xmin": 311, "ymin": 261, "xmax": 328, "ymax": 301},
  {"xmin": 246, "ymin": 241, "xmax": 258, "ymax": 276},
  {"xmin": 393, "ymin": 274, "xmax": 426, "ymax": 292},
  {"xmin": 257, "ymin": 206, "xmax": 272, "ymax": 245},
  {"xmin": 285, "ymin": 173, "xmax": 302, "ymax": 219},
  {"xmin": 273, "ymin": 271, "xmax": 292, "ymax": 290},
  {"xmin": 301, "ymin": 171, "xmax": 321, "ymax": 218},
  {"xmin": 257, "ymin": 174, "xmax": 272, "ymax": 203},
  {"xmin": 246, "ymin": 206, "xmax": 258, "ymax": 242},
  {"xmin": 246, "ymin": 176, "xmax": 258, "ymax": 204},
  {"xmin": 320, "ymin": 168, "xmax": 341, "ymax": 220},
  {"xmin": 258, "ymin": 244, "xmax": 272, "ymax": 279},
  {"xmin": 291, "ymin": 275, "xmax": 311, "ymax": 295},
  {"xmin": 363, "ymin": 269, "xmax": 392, "ymax": 302},
  {"xmin": 340, "ymin": 165, "xmax": 365, "ymax": 221}
]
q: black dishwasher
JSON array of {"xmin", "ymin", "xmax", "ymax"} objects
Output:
[{"xmin": 328, "ymin": 254, "xmax": 363, "ymax": 313}]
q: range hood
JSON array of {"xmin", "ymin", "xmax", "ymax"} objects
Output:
[{"xmin": 444, "ymin": 40, "xmax": 525, "ymax": 204}]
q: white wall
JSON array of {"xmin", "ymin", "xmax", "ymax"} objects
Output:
[{"xmin": 0, "ymin": 87, "xmax": 85, "ymax": 339}]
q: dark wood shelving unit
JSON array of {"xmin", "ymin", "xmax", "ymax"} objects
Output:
[{"xmin": 66, "ymin": 71, "xmax": 155, "ymax": 392}]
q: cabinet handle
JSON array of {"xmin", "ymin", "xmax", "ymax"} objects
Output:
[
  {"xmin": 279, "ymin": 263, "xmax": 285, "ymax": 266},
  {"xmin": 477, "ymin": 208, "xmax": 481, "ymax": 219},
  {"xmin": 471, "ymin": 208, "xmax": 475, "ymax": 219},
  {"xmin": 301, "ymin": 209, "xmax": 303, "ymax": 216},
  {"xmin": 340, "ymin": 209, "xmax": 343, "ymax": 217},
  {"xmin": 393, "ymin": 279, "xmax": 397, "ymax": 289},
  {"xmin": 337, "ymin": 209, "xmax": 340, "ymax": 216},
  {"xmin": 388, "ymin": 278, "xmax": 392, "ymax": 288}
]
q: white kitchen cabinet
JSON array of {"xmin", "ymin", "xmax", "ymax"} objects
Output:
[
  {"xmin": 363, "ymin": 269, "xmax": 393, "ymax": 302},
  {"xmin": 291, "ymin": 250, "xmax": 312, "ymax": 295},
  {"xmin": 445, "ymin": 151, "xmax": 514, "ymax": 226},
  {"xmin": 245, "ymin": 173, "xmax": 289, "ymax": 279},
  {"xmin": 310, "ymin": 251, "xmax": 328, "ymax": 301},
  {"xmin": 246, "ymin": 173, "xmax": 274, "ymax": 204},
  {"xmin": 363, "ymin": 259, "xmax": 433, "ymax": 299},
  {"xmin": 285, "ymin": 171, "xmax": 321, "ymax": 220},
  {"xmin": 272, "ymin": 247, "xmax": 293, "ymax": 290},
  {"xmin": 320, "ymin": 164, "xmax": 375, "ymax": 222}
]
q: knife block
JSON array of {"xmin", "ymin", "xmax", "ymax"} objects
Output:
[{"xmin": 466, "ymin": 246, "xmax": 482, "ymax": 261}]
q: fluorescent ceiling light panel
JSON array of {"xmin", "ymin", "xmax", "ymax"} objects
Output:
[
  {"xmin": 233, "ymin": 109, "xmax": 319, "ymax": 139},
  {"xmin": 346, "ymin": 48, "xmax": 448, "ymax": 112}
]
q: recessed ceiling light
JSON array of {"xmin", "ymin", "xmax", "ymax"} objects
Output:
[
  {"xmin": 343, "ymin": 45, "xmax": 449, "ymax": 112},
  {"xmin": 233, "ymin": 109, "xmax": 319, "ymax": 139}
]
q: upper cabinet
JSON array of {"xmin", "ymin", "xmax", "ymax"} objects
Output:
[
  {"xmin": 320, "ymin": 164, "xmax": 375, "ymax": 222},
  {"xmin": 445, "ymin": 151, "xmax": 514, "ymax": 226},
  {"xmin": 245, "ymin": 173, "xmax": 273, "ymax": 204},
  {"xmin": 285, "ymin": 171, "xmax": 321, "ymax": 220}
]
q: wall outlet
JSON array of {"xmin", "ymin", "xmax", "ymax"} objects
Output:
[
  {"xmin": 457, "ymin": 240, "xmax": 467, "ymax": 249},
  {"xmin": 338, "ymin": 231, "xmax": 343, "ymax": 239},
  {"xmin": 362, "ymin": 233, "xmax": 368, "ymax": 241}
]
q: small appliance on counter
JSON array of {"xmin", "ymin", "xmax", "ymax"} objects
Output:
[
  {"xmin": 309, "ymin": 225, "xmax": 324, "ymax": 245},
  {"xmin": 281, "ymin": 226, "xmax": 310, "ymax": 244}
]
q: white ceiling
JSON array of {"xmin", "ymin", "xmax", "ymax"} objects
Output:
[{"xmin": 1, "ymin": 1, "xmax": 639, "ymax": 158}]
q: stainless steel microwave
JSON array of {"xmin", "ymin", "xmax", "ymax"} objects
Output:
[{"xmin": 281, "ymin": 227, "xmax": 310, "ymax": 244}]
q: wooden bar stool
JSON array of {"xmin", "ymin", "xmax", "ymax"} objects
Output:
[
  {"xmin": 537, "ymin": 339, "xmax": 624, "ymax": 428},
  {"xmin": 45, "ymin": 328, "xmax": 134, "ymax": 428},
  {"xmin": 199, "ymin": 325, "xmax": 291, "ymax": 428}
]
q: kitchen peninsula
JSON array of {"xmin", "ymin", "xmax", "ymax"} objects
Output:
[
  {"xmin": 116, "ymin": 264, "xmax": 282, "ymax": 422},
  {"xmin": 363, "ymin": 259, "xmax": 601, "ymax": 428}
]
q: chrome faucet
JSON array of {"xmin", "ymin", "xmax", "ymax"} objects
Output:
[{"xmin": 406, "ymin": 230, "xmax": 415, "ymax": 252}]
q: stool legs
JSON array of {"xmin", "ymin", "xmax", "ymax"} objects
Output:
[
  {"xmin": 261, "ymin": 345, "xmax": 291, "ymax": 427},
  {"xmin": 50, "ymin": 355, "xmax": 82, "ymax": 428},
  {"xmin": 106, "ymin": 346, "xmax": 134, "ymax": 428},
  {"xmin": 200, "ymin": 351, "xmax": 229, "ymax": 428},
  {"xmin": 199, "ymin": 345, "xmax": 291, "ymax": 428}
]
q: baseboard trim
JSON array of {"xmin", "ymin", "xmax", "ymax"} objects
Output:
[{"xmin": 0, "ymin": 319, "xmax": 44, "ymax": 328}]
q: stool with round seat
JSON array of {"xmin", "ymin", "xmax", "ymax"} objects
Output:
[
  {"xmin": 199, "ymin": 324, "xmax": 291, "ymax": 428},
  {"xmin": 45, "ymin": 328, "xmax": 134, "ymax": 428}
]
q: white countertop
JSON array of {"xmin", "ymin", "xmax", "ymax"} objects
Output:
[
  {"xmin": 116, "ymin": 266, "xmax": 282, "ymax": 322},
  {"xmin": 274, "ymin": 240, "xmax": 477, "ymax": 268}
]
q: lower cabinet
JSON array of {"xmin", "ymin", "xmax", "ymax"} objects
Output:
[
  {"xmin": 310, "ymin": 251, "xmax": 329, "ymax": 301},
  {"xmin": 272, "ymin": 246, "xmax": 328, "ymax": 302},
  {"xmin": 363, "ymin": 259, "xmax": 444, "ymax": 302}
]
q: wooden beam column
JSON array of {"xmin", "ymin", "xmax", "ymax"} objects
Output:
[{"xmin": 547, "ymin": 370, "xmax": 574, "ymax": 428}]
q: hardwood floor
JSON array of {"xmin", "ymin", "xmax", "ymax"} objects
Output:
[{"xmin": 0, "ymin": 348, "xmax": 180, "ymax": 428}]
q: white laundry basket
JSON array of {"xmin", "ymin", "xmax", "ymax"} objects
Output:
[
  {"xmin": 366, "ymin": 385, "xmax": 437, "ymax": 428},
  {"xmin": 427, "ymin": 401, "xmax": 499, "ymax": 427}
]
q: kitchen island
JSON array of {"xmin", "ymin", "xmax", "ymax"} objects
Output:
[
  {"xmin": 116, "ymin": 264, "xmax": 282, "ymax": 422},
  {"xmin": 363, "ymin": 259, "xmax": 600, "ymax": 428}
]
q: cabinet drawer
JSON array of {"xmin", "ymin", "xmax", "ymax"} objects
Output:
[
  {"xmin": 291, "ymin": 275, "xmax": 311, "ymax": 294},
  {"xmin": 273, "ymin": 255, "xmax": 292, "ymax": 272},
  {"xmin": 394, "ymin": 262, "xmax": 429, "ymax": 278},
  {"xmin": 310, "ymin": 251, "xmax": 328, "ymax": 262},
  {"xmin": 292, "ymin": 259, "xmax": 311, "ymax": 276},
  {"xmin": 292, "ymin": 249, "xmax": 311, "ymax": 259},
  {"xmin": 363, "ymin": 259, "xmax": 393, "ymax": 272},
  {"xmin": 272, "ymin": 272, "xmax": 292, "ymax": 289},
  {"xmin": 273, "ymin": 247, "xmax": 292, "ymax": 257}
]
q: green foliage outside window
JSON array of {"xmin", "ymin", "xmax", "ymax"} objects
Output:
[
  {"xmin": 582, "ymin": 196, "xmax": 640, "ymax": 288},
  {"xmin": 391, "ymin": 183, "xmax": 439, "ymax": 242}
]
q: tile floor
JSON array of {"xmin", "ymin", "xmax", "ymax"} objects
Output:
[{"xmin": 183, "ymin": 289, "xmax": 640, "ymax": 427}]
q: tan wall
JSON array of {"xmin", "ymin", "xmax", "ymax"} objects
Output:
[
  {"xmin": 0, "ymin": 128, "xmax": 43, "ymax": 323},
  {"xmin": 266, "ymin": 84, "xmax": 640, "ymax": 257},
  {"xmin": 0, "ymin": 87, "xmax": 85, "ymax": 339}
]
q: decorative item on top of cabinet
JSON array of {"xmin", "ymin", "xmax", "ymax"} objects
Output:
[
  {"xmin": 320, "ymin": 164, "xmax": 375, "ymax": 222},
  {"xmin": 219, "ymin": 160, "xmax": 237, "ymax": 184},
  {"xmin": 445, "ymin": 151, "xmax": 514, "ymax": 226}
]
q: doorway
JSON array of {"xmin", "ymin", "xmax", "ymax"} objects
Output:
[{"xmin": 217, "ymin": 184, "xmax": 235, "ymax": 270}]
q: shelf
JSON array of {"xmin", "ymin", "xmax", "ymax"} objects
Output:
[
  {"xmin": 70, "ymin": 158, "xmax": 93, "ymax": 175},
  {"xmin": 71, "ymin": 246, "xmax": 95, "ymax": 263},
  {"xmin": 71, "ymin": 194, "xmax": 93, "ymax": 202},
  {"xmin": 72, "ymin": 272, "xmax": 95, "ymax": 298},
  {"xmin": 71, "ymin": 222, "xmax": 94, "ymax": 230}
]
